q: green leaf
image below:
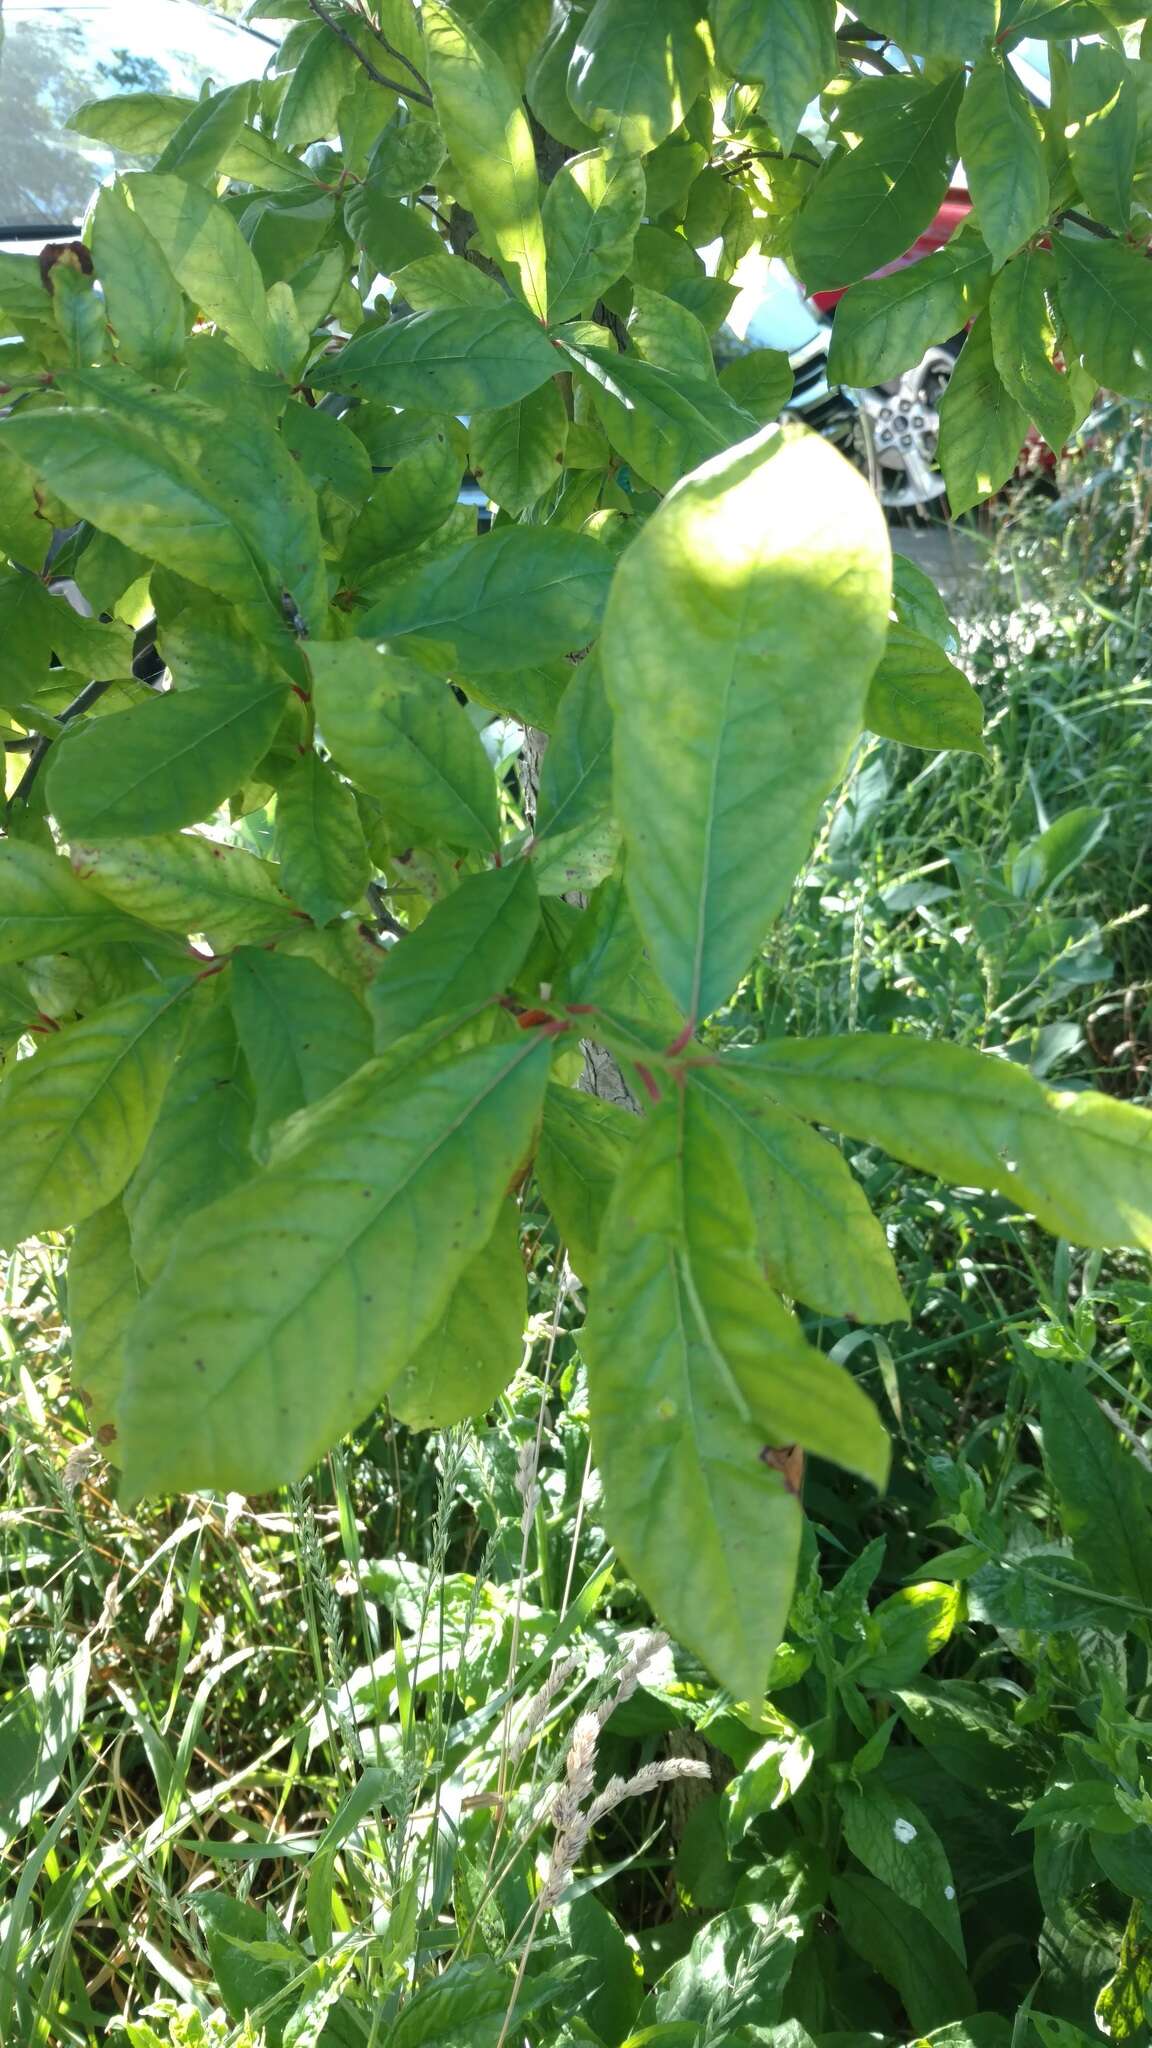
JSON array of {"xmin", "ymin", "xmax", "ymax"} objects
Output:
[
  {"xmin": 91, "ymin": 183, "xmax": 185, "ymax": 383},
  {"xmin": 937, "ymin": 312, "xmax": 1029, "ymax": 516},
  {"xmin": 586, "ymin": 1087, "xmax": 889, "ymax": 1700},
  {"xmin": 462, "ymin": 660, "xmax": 571, "ymax": 734},
  {"xmin": 73, "ymin": 833, "xmax": 300, "ymax": 949},
  {"xmin": 393, "ymin": 251, "xmax": 507, "ymax": 312},
  {"xmin": 309, "ymin": 643, "xmax": 499, "ymax": 849},
  {"xmin": 892, "ymin": 551, "xmax": 955, "ymax": 648},
  {"xmin": 689, "ymin": 1066, "xmax": 908, "ymax": 1323},
  {"xmin": 1035, "ymin": 1361, "xmax": 1152, "ymax": 1611},
  {"xmin": 69, "ymin": 1201, "xmax": 140, "ymax": 1439},
  {"xmin": 543, "ymin": 147, "xmax": 646, "ymax": 325},
  {"xmin": 154, "ymin": 80, "xmax": 254, "ymax": 179},
  {"xmin": 557, "ymin": 866, "xmax": 683, "ymax": 1038},
  {"xmin": 828, "ymin": 227, "xmax": 992, "ymax": 386},
  {"xmin": 838, "ymin": 1780, "xmax": 964, "ymax": 1957},
  {"xmin": 0, "ymin": 982, "xmax": 190, "ymax": 1248},
  {"xmin": 124, "ymin": 173, "xmax": 273, "ymax": 369},
  {"xmin": 724, "ymin": 1707, "xmax": 815, "ymax": 1846},
  {"xmin": 717, "ymin": 346, "xmax": 794, "ymax": 424},
  {"xmin": 850, "ymin": 0, "xmax": 996, "ymax": 56},
  {"xmin": 344, "ymin": 424, "xmax": 464, "ymax": 572},
  {"xmin": 896, "ymin": 1680, "xmax": 1042, "ymax": 1802},
  {"xmin": 1054, "ymin": 231, "xmax": 1152, "ymax": 400},
  {"xmin": 831, "ymin": 1874, "xmax": 975, "ymax": 2036},
  {"xmin": 273, "ymin": 752, "xmax": 371, "ymax": 925},
  {"xmin": 1067, "ymin": 42, "xmax": 1136, "ymax": 234},
  {"xmin": 0, "ymin": 841, "xmax": 148, "ymax": 967},
  {"xmin": 627, "ymin": 284, "xmax": 715, "ymax": 384},
  {"xmin": 568, "ymin": 0, "xmax": 709, "ymax": 155},
  {"xmin": 388, "ymin": 1198, "xmax": 524, "ymax": 1428},
  {"xmin": 68, "ymin": 90, "xmax": 193, "ymax": 154},
  {"xmin": 46, "ymin": 675, "xmax": 288, "ymax": 842},
  {"xmin": 602, "ymin": 424, "xmax": 890, "ymax": 1021},
  {"xmin": 535, "ymin": 1081, "xmax": 637, "ymax": 1283},
  {"xmin": 0, "ymin": 1645, "xmax": 90, "ymax": 1841},
  {"xmin": 709, "ymin": 0, "xmax": 836, "ymax": 150},
  {"xmin": 794, "ymin": 72, "xmax": 964, "ymax": 293},
  {"xmin": 654, "ymin": 1906, "xmax": 797, "ymax": 2029},
  {"xmin": 313, "ymin": 303, "xmax": 559, "ymax": 413},
  {"xmin": 560, "ymin": 338, "xmax": 757, "ymax": 494},
  {"xmin": 354, "ymin": 526, "xmax": 613, "ymax": 671},
  {"xmin": 865, "ymin": 622, "xmax": 987, "ymax": 758},
  {"xmin": 736, "ymin": 1032, "xmax": 1152, "ymax": 1255},
  {"xmin": 231, "ymin": 946, "xmax": 372, "ymax": 1161},
  {"xmin": 366, "ymin": 107, "xmax": 448, "ymax": 197},
  {"xmin": 537, "ymin": 658, "xmax": 614, "ymax": 845},
  {"xmin": 469, "ymin": 380, "xmax": 568, "ymax": 514},
  {"xmin": 989, "ymin": 247, "xmax": 1082, "ymax": 453},
  {"xmin": 118, "ymin": 1030, "xmax": 552, "ymax": 1497},
  {"xmin": 344, "ymin": 181, "xmax": 444, "ymax": 272},
  {"xmin": 280, "ymin": 402, "xmax": 373, "ymax": 507},
  {"xmin": 423, "ymin": 1, "xmax": 548, "ymax": 318},
  {"xmin": 368, "ymin": 862, "xmax": 539, "ymax": 1050},
  {"xmin": 0, "ymin": 408, "xmax": 282, "ymax": 628},
  {"xmin": 955, "ymin": 55, "xmax": 1048, "ymax": 270},
  {"xmin": 124, "ymin": 989, "xmax": 256, "ymax": 1281}
]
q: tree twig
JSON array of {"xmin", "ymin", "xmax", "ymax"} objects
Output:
[
  {"xmin": 302, "ymin": 0, "xmax": 433, "ymax": 105},
  {"xmin": 352, "ymin": 6, "xmax": 432, "ymax": 101},
  {"xmin": 6, "ymin": 673, "xmax": 119, "ymax": 814},
  {"xmin": 1059, "ymin": 207, "xmax": 1118, "ymax": 242}
]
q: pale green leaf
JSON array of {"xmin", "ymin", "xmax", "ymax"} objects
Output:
[
  {"xmin": 937, "ymin": 312, "xmax": 1028, "ymax": 516},
  {"xmin": 230, "ymin": 946, "xmax": 372, "ymax": 1160},
  {"xmin": 568, "ymin": 0, "xmax": 709, "ymax": 155},
  {"xmin": 368, "ymin": 862, "xmax": 539, "ymax": 1049},
  {"xmin": 543, "ymin": 147, "xmax": 646, "ymax": 325},
  {"xmin": 535, "ymin": 1080, "xmax": 638, "ymax": 1285},
  {"xmin": 989, "ymin": 247, "xmax": 1081, "ymax": 453},
  {"xmin": 526, "ymin": 0, "xmax": 599, "ymax": 152},
  {"xmin": 393, "ymin": 252, "xmax": 506, "ymax": 312},
  {"xmin": 690, "ymin": 1065, "xmax": 909, "ymax": 1323},
  {"xmin": 0, "ymin": 840, "xmax": 148, "ymax": 967},
  {"xmin": 850, "ymin": 0, "xmax": 996, "ymax": 56},
  {"xmin": 154, "ymin": 80, "xmax": 254, "ymax": 180},
  {"xmin": 423, "ymin": 1, "xmax": 548, "ymax": 317},
  {"xmin": 124, "ymin": 173, "xmax": 273, "ymax": 368},
  {"xmin": 865, "ymin": 622, "xmax": 987, "ymax": 758},
  {"xmin": 469, "ymin": 380, "xmax": 568, "ymax": 514},
  {"xmin": 68, "ymin": 90, "xmax": 193, "ymax": 154},
  {"xmin": 586, "ymin": 1087, "xmax": 888, "ymax": 1700},
  {"xmin": 710, "ymin": 0, "xmax": 837, "ymax": 149},
  {"xmin": 388, "ymin": 1199, "xmax": 525, "ymax": 1428},
  {"xmin": 828, "ymin": 226, "xmax": 992, "ymax": 386},
  {"xmin": 274, "ymin": 22, "xmax": 360, "ymax": 147},
  {"xmin": 724, "ymin": 1708, "xmax": 815, "ymax": 1845},
  {"xmin": 955, "ymin": 55, "xmax": 1048, "ymax": 270},
  {"xmin": 343, "ymin": 425, "xmax": 463, "ymax": 572},
  {"xmin": 892, "ymin": 553, "xmax": 954, "ymax": 649},
  {"xmin": 557, "ymin": 864, "xmax": 683, "ymax": 1038},
  {"xmin": 738, "ymin": 1032, "xmax": 1152, "ymax": 1254},
  {"xmin": 794, "ymin": 72, "xmax": 964, "ymax": 292},
  {"xmin": 69, "ymin": 1201, "xmax": 141, "ymax": 1440},
  {"xmin": 627, "ymin": 284, "xmax": 715, "ymax": 384},
  {"xmin": 1054, "ymin": 231, "xmax": 1152, "ymax": 399},
  {"xmin": 73, "ymin": 833, "xmax": 300, "ymax": 949},
  {"xmin": 274, "ymin": 752, "xmax": 371, "ymax": 925},
  {"xmin": 537, "ymin": 658, "xmax": 614, "ymax": 844},
  {"xmin": 312, "ymin": 303, "xmax": 560, "ymax": 412},
  {"xmin": 0, "ymin": 982, "xmax": 191, "ymax": 1248},
  {"xmin": 1067, "ymin": 41, "xmax": 1136, "ymax": 234},
  {"xmin": 309, "ymin": 643, "xmax": 500, "ymax": 849},
  {"xmin": 91, "ymin": 182, "xmax": 185, "ymax": 383},
  {"xmin": 124, "ymin": 989, "xmax": 256, "ymax": 1281},
  {"xmin": 46, "ymin": 675, "xmax": 288, "ymax": 841},
  {"xmin": 118, "ymin": 1031, "xmax": 553, "ymax": 1497},
  {"xmin": 602, "ymin": 424, "xmax": 890, "ymax": 1020},
  {"xmin": 354, "ymin": 526, "xmax": 613, "ymax": 671},
  {"xmin": 717, "ymin": 346, "xmax": 794, "ymax": 424},
  {"xmin": 280, "ymin": 403, "xmax": 373, "ymax": 507},
  {"xmin": 560, "ymin": 338, "xmax": 757, "ymax": 494}
]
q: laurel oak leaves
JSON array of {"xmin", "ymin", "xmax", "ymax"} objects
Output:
[{"xmin": 601, "ymin": 422, "xmax": 892, "ymax": 1023}]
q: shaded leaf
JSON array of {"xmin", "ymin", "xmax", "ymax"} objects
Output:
[
  {"xmin": 794, "ymin": 72, "xmax": 964, "ymax": 292},
  {"xmin": 231, "ymin": 946, "xmax": 373, "ymax": 1160},
  {"xmin": 956, "ymin": 55, "xmax": 1048, "ymax": 270},
  {"xmin": 124, "ymin": 988, "xmax": 256, "ymax": 1280},
  {"xmin": 368, "ymin": 862, "xmax": 539, "ymax": 1050},
  {"xmin": 866, "ymin": 622, "xmax": 987, "ymax": 758},
  {"xmin": 355, "ymin": 525, "xmax": 613, "ymax": 672},
  {"xmin": 274, "ymin": 752, "xmax": 371, "ymax": 926},
  {"xmin": 388, "ymin": 1199, "xmax": 524, "ymax": 1428}
]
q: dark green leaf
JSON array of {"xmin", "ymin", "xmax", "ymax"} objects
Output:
[
  {"xmin": 865, "ymin": 622, "xmax": 987, "ymax": 758},
  {"xmin": 1054, "ymin": 232, "xmax": 1152, "ymax": 400},
  {"xmin": 124, "ymin": 989, "xmax": 256, "ymax": 1280},
  {"xmin": 937, "ymin": 312, "xmax": 1029, "ymax": 516},
  {"xmin": 567, "ymin": 0, "xmax": 709, "ymax": 155},
  {"xmin": 794, "ymin": 72, "xmax": 964, "ymax": 293},
  {"xmin": 831, "ymin": 1873, "xmax": 975, "ymax": 2035},
  {"xmin": 709, "ymin": 0, "xmax": 837, "ymax": 149},
  {"xmin": 312, "ymin": 304, "xmax": 559, "ymax": 412},
  {"xmin": 231, "ymin": 946, "xmax": 372, "ymax": 1161},
  {"xmin": 956, "ymin": 55, "xmax": 1048, "ymax": 269},
  {"xmin": 355, "ymin": 526, "xmax": 613, "ymax": 671},
  {"xmin": 367, "ymin": 862, "xmax": 539, "ymax": 1049},
  {"xmin": 828, "ymin": 227, "xmax": 992, "ymax": 386}
]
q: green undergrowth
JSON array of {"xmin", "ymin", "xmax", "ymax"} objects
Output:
[{"xmin": 3, "ymin": 488, "xmax": 1152, "ymax": 2047}]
